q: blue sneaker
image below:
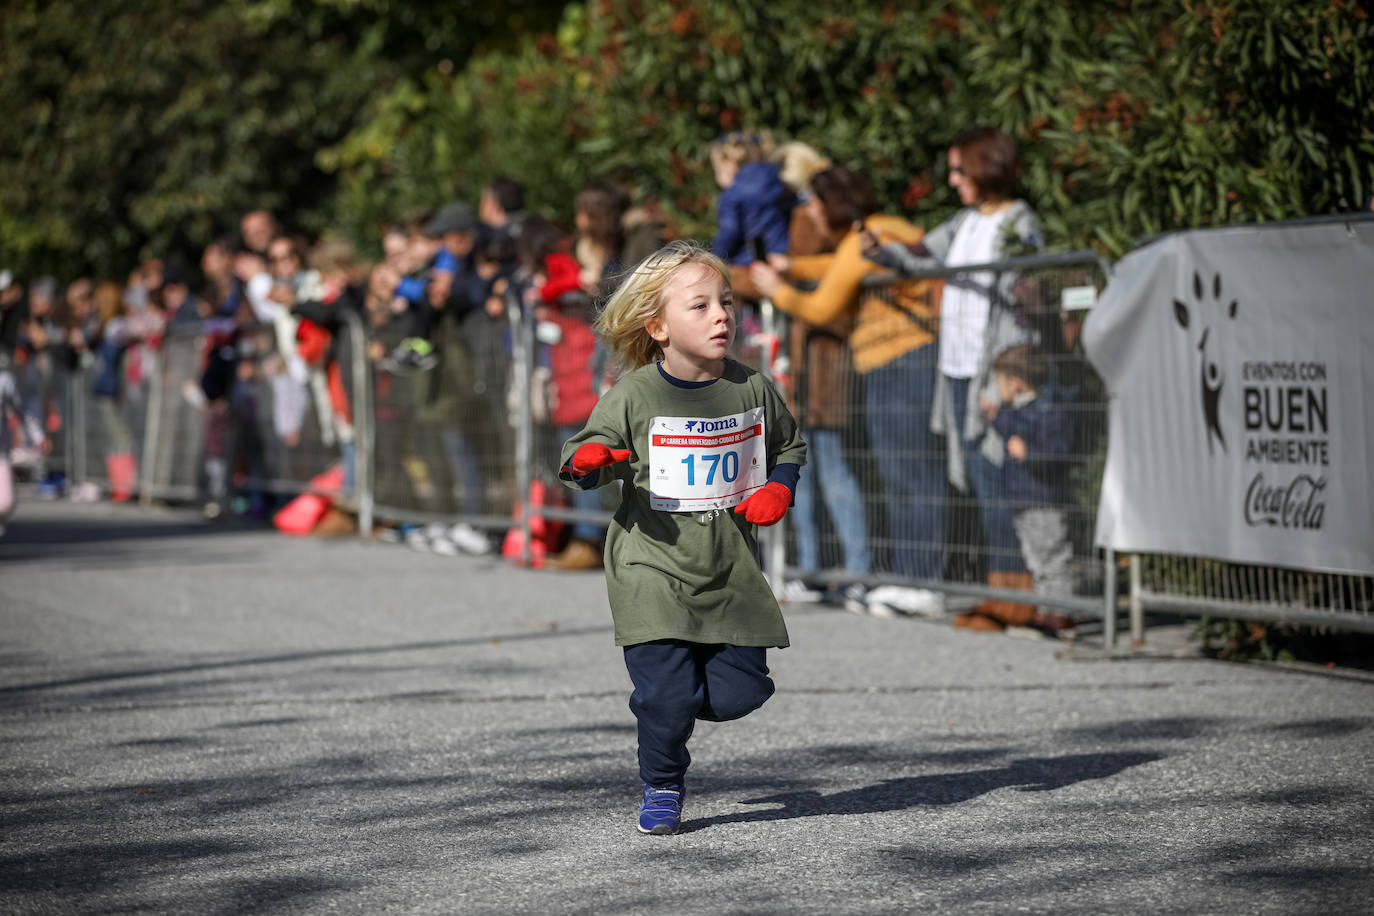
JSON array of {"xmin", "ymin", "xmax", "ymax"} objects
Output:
[{"xmin": 637, "ymin": 783, "xmax": 685, "ymax": 835}]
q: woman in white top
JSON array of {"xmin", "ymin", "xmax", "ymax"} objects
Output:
[{"xmin": 865, "ymin": 127, "xmax": 1045, "ymax": 623}]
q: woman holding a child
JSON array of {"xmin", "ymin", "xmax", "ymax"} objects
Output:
[{"xmin": 748, "ymin": 165, "xmax": 946, "ymax": 619}]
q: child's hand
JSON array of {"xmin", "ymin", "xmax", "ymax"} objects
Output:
[
  {"xmin": 733, "ymin": 481, "xmax": 791, "ymax": 526},
  {"xmin": 1006, "ymin": 435, "xmax": 1027, "ymax": 461},
  {"xmin": 568, "ymin": 442, "xmax": 632, "ymax": 475}
]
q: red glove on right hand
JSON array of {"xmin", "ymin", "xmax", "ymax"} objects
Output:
[{"xmin": 568, "ymin": 442, "xmax": 632, "ymax": 475}]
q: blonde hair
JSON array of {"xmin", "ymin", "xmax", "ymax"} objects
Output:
[
  {"xmin": 771, "ymin": 141, "xmax": 832, "ymax": 194},
  {"xmin": 708, "ymin": 130, "xmax": 776, "ymax": 169},
  {"xmin": 593, "ymin": 240, "xmax": 731, "ymax": 371}
]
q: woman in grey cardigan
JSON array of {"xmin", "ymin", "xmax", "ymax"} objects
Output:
[{"xmin": 865, "ymin": 126, "xmax": 1046, "ymax": 628}]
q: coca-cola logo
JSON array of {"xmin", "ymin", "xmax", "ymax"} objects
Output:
[{"xmin": 1244, "ymin": 473, "xmax": 1326, "ymax": 529}]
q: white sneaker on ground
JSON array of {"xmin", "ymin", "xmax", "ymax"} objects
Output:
[
  {"xmin": 430, "ymin": 535, "xmax": 460, "ymax": 557},
  {"xmin": 406, "ymin": 526, "xmax": 433, "ymax": 551},
  {"xmin": 448, "ymin": 522, "xmax": 492, "ymax": 556},
  {"xmin": 866, "ymin": 585, "xmax": 947, "ymax": 619},
  {"xmin": 779, "ymin": 579, "xmax": 822, "ymax": 603}
]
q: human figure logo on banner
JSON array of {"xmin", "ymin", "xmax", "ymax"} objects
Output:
[{"xmin": 1172, "ymin": 269, "xmax": 1239, "ymax": 455}]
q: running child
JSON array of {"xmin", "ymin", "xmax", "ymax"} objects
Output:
[{"xmin": 558, "ymin": 240, "xmax": 806, "ymax": 835}]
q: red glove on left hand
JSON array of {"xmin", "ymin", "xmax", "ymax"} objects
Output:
[{"xmin": 733, "ymin": 481, "xmax": 792, "ymax": 526}]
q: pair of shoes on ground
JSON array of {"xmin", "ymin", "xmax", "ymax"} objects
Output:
[
  {"xmin": 843, "ymin": 584, "xmax": 946, "ymax": 619},
  {"xmin": 779, "ymin": 579, "xmax": 822, "ymax": 603},
  {"xmin": 548, "ymin": 538, "xmax": 603, "ymax": 570},
  {"xmin": 407, "ymin": 521, "xmax": 492, "ymax": 556},
  {"xmin": 637, "ymin": 783, "xmax": 685, "ymax": 835},
  {"xmin": 952, "ymin": 609, "xmax": 1076, "ymax": 638}
]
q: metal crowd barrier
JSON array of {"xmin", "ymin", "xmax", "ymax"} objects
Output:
[
  {"xmin": 1126, "ymin": 554, "xmax": 1374, "ymax": 637},
  {"xmin": 752, "ymin": 251, "xmax": 1117, "ymax": 626},
  {"xmin": 366, "ymin": 307, "xmax": 515, "ymax": 533},
  {"xmin": 46, "ymin": 248, "xmax": 1371, "ymax": 647},
  {"xmin": 66, "ymin": 314, "xmax": 367, "ymax": 514}
]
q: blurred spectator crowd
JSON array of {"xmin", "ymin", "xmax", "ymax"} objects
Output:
[{"xmin": 1, "ymin": 130, "xmax": 1103, "ymax": 635}]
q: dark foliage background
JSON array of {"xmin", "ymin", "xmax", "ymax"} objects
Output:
[{"xmin": 3, "ymin": 0, "xmax": 1370, "ymax": 277}]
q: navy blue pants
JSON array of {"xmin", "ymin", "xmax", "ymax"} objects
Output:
[{"xmin": 623, "ymin": 640, "xmax": 775, "ymax": 786}]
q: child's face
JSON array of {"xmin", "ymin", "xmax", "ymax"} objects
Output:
[
  {"xmin": 994, "ymin": 370, "xmax": 1026, "ymax": 404},
  {"xmin": 646, "ymin": 261, "xmax": 735, "ymax": 380}
]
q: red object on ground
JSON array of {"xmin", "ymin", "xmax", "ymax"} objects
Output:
[
  {"xmin": 106, "ymin": 452, "xmax": 137, "ymax": 502},
  {"xmin": 501, "ymin": 480, "xmax": 565, "ymax": 568},
  {"xmin": 274, "ymin": 464, "xmax": 348, "ymax": 535},
  {"xmin": 274, "ymin": 492, "xmax": 331, "ymax": 536}
]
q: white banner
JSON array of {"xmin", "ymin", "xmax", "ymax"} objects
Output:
[{"xmin": 1082, "ymin": 217, "xmax": 1374, "ymax": 576}]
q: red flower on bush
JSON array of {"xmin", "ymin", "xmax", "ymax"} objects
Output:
[
  {"xmin": 822, "ymin": 17, "xmax": 854, "ymax": 44},
  {"xmin": 670, "ymin": 8, "xmax": 695, "ymax": 35},
  {"xmin": 719, "ymin": 108, "xmax": 740, "ymax": 129},
  {"xmin": 535, "ymin": 33, "xmax": 559, "ymax": 59},
  {"xmin": 1020, "ymin": 116, "xmax": 1050, "ymax": 141}
]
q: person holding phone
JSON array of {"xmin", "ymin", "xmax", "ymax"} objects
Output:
[{"xmin": 749, "ymin": 166, "xmax": 947, "ymax": 618}]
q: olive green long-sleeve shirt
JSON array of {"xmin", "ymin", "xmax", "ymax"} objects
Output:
[{"xmin": 559, "ymin": 360, "xmax": 806, "ymax": 647}]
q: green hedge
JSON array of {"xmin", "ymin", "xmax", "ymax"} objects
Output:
[{"xmin": 326, "ymin": 0, "xmax": 1373, "ymax": 256}]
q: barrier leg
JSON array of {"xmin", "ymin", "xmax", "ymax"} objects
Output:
[{"xmin": 1103, "ymin": 548, "xmax": 1117, "ymax": 649}]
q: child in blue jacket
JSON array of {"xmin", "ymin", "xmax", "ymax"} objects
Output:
[
  {"xmin": 984, "ymin": 343, "xmax": 1077, "ymax": 630},
  {"xmin": 709, "ymin": 132, "xmax": 792, "ymax": 267}
]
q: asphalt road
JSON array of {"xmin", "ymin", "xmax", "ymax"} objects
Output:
[{"xmin": 2, "ymin": 498, "xmax": 1371, "ymax": 915}]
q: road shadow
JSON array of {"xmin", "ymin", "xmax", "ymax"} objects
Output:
[
  {"xmin": 686, "ymin": 751, "xmax": 1163, "ymax": 831},
  {"xmin": 0, "ymin": 624, "xmax": 613, "ymax": 705},
  {"xmin": 0, "ymin": 514, "xmax": 259, "ymax": 567}
]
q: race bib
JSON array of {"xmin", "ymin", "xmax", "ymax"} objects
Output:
[{"xmin": 648, "ymin": 408, "xmax": 767, "ymax": 512}]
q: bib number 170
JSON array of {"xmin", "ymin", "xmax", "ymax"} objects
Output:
[{"xmin": 681, "ymin": 450, "xmax": 739, "ymax": 485}]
